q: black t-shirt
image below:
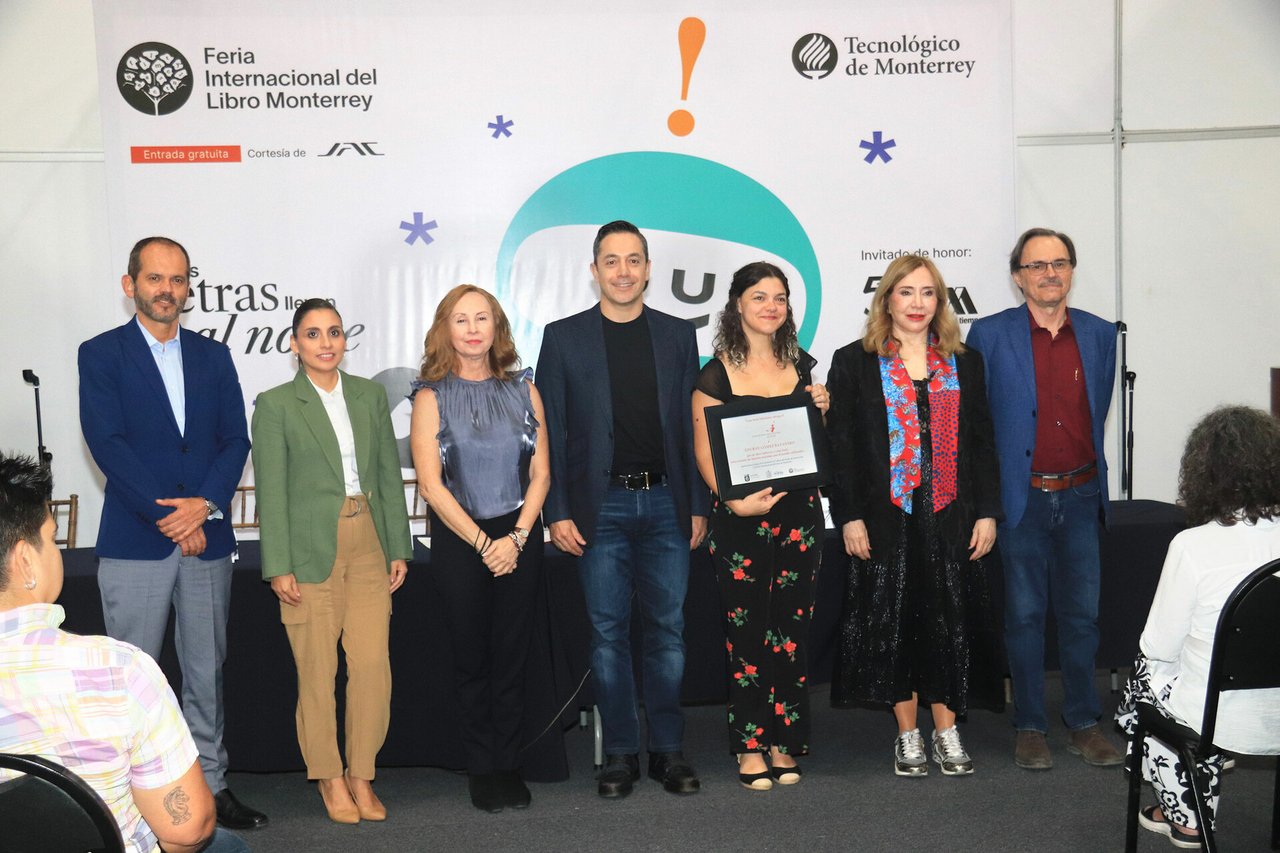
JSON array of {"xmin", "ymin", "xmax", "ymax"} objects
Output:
[{"xmin": 602, "ymin": 313, "xmax": 667, "ymax": 476}]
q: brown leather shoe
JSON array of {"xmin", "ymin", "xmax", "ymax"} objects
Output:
[
  {"xmin": 345, "ymin": 771, "xmax": 387, "ymax": 821},
  {"xmin": 1067, "ymin": 724, "xmax": 1124, "ymax": 767},
  {"xmin": 1014, "ymin": 731, "xmax": 1053, "ymax": 770},
  {"xmin": 318, "ymin": 777, "xmax": 360, "ymax": 824}
]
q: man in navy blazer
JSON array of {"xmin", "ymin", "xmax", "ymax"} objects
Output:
[
  {"xmin": 966, "ymin": 227, "xmax": 1123, "ymax": 771},
  {"xmin": 78, "ymin": 237, "xmax": 265, "ymax": 829},
  {"xmin": 537, "ymin": 221, "xmax": 709, "ymax": 799}
]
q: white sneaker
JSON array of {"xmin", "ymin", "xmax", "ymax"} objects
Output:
[
  {"xmin": 932, "ymin": 726, "xmax": 974, "ymax": 775},
  {"xmin": 894, "ymin": 728, "xmax": 928, "ymax": 777}
]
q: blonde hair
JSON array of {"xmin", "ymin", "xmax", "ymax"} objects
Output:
[
  {"xmin": 417, "ymin": 284, "xmax": 520, "ymax": 381},
  {"xmin": 861, "ymin": 254, "xmax": 964, "ymax": 357}
]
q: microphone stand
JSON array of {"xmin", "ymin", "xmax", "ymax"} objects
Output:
[
  {"xmin": 22, "ymin": 370, "xmax": 52, "ymax": 469},
  {"xmin": 1125, "ymin": 371, "xmax": 1136, "ymax": 498},
  {"xmin": 1116, "ymin": 322, "xmax": 1131, "ymax": 499}
]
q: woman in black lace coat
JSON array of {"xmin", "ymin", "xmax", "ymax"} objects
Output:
[{"xmin": 827, "ymin": 254, "xmax": 1003, "ymax": 777}]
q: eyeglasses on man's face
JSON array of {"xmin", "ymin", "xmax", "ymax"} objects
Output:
[{"xmin": 1018, "ymin": 259, "xmax": 1072, "ymax": 275}]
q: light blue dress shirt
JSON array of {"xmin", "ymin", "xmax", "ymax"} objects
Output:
[{"xmin": 135, "ymin": 317, "xmax": 185, "ymax": 436}]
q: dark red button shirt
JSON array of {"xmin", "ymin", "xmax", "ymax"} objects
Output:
[{"xmin": 1029, "ymin": 309, "xmax": 1094, "ymax": 474}]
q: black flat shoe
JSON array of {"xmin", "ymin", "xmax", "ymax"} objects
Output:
[
  {"xmin": 770, "ymin": 761, "xmax": 802, "ymax": 785},
  {"xmin": 496, "ymin": 770, "xmax": 531, "ymax": 809},
  {"xmin": 468, "ymin": 773, "xmax": 504, "ymax": 813},
  {"xmin": 214, "ymin": 788, "xmax": 269, "ymax": 830}
]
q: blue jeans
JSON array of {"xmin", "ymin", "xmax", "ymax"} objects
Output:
[
  {"xmin": 999, "ymin": 480, "xmax": 1104, "ymax": 733},
  {"xmin": 578, "ymin": 484, "xmax": 689, "ymax": 755},
  {"xmin": 207, "ymin": 828, "xmax": 251, "ymax": 853}
]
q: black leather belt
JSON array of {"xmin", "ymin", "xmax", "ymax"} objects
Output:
[
  {"xmin": 1030, "ymin": 463, "xmax": 1096, "ymax": 492},
  {"xmin": 609, "ymin": 471, "xmax": 667, "ymax": 490}
]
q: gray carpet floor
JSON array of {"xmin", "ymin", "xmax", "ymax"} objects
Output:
[{"xmin": 224, "ymin": 675, "xmax": 1276, "ymax": 852}]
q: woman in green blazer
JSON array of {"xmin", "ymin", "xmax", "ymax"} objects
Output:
[{"xmin": 251, "ymin": 298, "xmax": 412, "ymax": 825}]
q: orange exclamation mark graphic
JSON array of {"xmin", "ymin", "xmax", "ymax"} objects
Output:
[{"xmin": 667, "ymin": 17, "xmax": 705, "ymax": 137}]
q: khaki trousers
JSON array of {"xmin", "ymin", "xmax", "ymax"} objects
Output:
[{"xmin": 281, "ymin": 495, "xmax": 391, "ymax": 780}]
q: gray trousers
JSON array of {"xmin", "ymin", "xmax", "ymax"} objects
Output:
[{"xmin": 98, "ymin": 546, "xmax": 233, "ymax": 793}]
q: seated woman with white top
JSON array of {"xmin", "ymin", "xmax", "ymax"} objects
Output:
[{"xmin": 1117, "ymin": 405, "xmax": 1280, "ymax": 849}]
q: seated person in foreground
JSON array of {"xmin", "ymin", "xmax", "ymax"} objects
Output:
[
  {"xmin": 1116, "ymin": 406, "xmax": 1280, "ymax": 848},
  {"xmin": 0, "ymin": 453, "xmax": 248, "ymax": 853}
]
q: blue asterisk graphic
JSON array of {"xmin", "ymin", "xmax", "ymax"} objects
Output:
[
  {"xmin": 399, "ymin": 212, "xmax": 438, "ymax": 246},
  {"xmin": 488, "ymin": 114, "xmax": 514, "ymax": 139},
  {"xmin": 859, "ymin": 131, "xmax": 896, "ymax": 164}
]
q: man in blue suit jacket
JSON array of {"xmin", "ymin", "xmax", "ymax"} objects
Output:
[
  {"xmin": 78, "ymin": 237, "xmax": 265, "ymax": 829},
  {"xmin": 537, "ymin": 221, "xmax": 709, "ymax": 799},
  {"xmin": 966, "ymin": 228, "xmax": 1123, "ymax": 771}
]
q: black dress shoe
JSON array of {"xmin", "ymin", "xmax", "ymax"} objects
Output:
[
  {"xmin": 214, "ymin": 788, "xmax": 268, "ymax": 830},
  {"xmin": 495, "ymin": 770, "xmax": 531, "ymax": 809},
  {"xmin": 648, "ymin": 752, "xmax": 700, "ymax": 795},
  {"xmin": 597, "ymin": 753, "xmax": 640, "ymax": 799},
  {"xmin": 468, "ymin": 774, "xmax": 505, "ymax": 813}
]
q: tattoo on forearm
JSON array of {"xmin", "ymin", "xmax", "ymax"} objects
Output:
[{"xmin": 163, "ymin": 786, "xmax": 192, "ymax": 825}]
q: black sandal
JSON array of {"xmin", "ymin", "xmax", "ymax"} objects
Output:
[
  {"xmin": 737, "ymin": 756, "xmax": 772, "ymax": 791},
  {"xmin": 770, "ymin": 762, "xmax": 802, "ymax": 785}
]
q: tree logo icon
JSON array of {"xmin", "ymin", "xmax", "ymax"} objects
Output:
[{"xmin": 116, "ymin": 42, "xmax": 193, "ymax": 115}]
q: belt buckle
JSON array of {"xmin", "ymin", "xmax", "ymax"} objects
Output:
[
  {"xmin": 619, "ymin": 471, "xmax": 651, "ymax": 490},
  {"xmin": 1033, "ymin": 472, "xmax": 1061, "ymax": 492}
]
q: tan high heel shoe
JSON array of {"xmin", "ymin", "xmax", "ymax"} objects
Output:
[
  {"xmin": 318, "ymin": 776, "xmax": 360, "ymax": 824},
  {"xmin": 345, "ymin": 771, "xmax": 387, "ymax": 821}
]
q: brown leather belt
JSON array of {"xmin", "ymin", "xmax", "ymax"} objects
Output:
[{"xmin": 1030, "ymin": 464, "xmax": 1096, "ymax": 492}]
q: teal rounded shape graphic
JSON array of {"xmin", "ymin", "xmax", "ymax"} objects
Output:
[{"xmin": 496, "ymin": 151, "xmax": 821, "ymax": 349}]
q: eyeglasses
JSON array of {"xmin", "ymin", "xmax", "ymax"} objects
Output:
[{"xmin": 1018, "ymin": 259, "xmax": 1072, "ymax": 275}]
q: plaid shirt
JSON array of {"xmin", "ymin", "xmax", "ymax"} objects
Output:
[{"xmin": 0, "ymin": 603, "xmax": 198, "ymax": 853}]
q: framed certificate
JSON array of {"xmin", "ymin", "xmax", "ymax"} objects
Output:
[{"xmin": 704, "ymin": 395, "xmax": 831, "ymax": 500}]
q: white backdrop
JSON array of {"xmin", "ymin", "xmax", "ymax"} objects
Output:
[
  {"xmin": 3, "ymin": 0, "xmax": 1278, "ymax": 549},
  {"xmin": 89, "ymin": 0, "xmax": 1014, "ymax": 489}
]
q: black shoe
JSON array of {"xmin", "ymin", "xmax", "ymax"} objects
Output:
[
  {"xmin": 496, "ymin": 770, "xmax": 531, "ymax": 809},
  {"xmin": 737, "ymin": 755, "xmax": 772, "ymax": 791},
  {"xmin": 468, "ymin": 773, "xmax": 504, "ymax": 813},
  {"xmin": 648, "ymin": 752, "xmax": 700, "ymax": 795},
  {"xmin": 214, "ymin": 788, "xmax": 269, "ymax": 830},
  {"xmin": 597, "ymin": 753, "xmax": 640, "ymax": 799},
  {"xmin": 769, "ymin": 760, "xmax": 802, "ymax": 785}
]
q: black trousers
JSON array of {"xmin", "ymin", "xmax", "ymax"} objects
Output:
[{"xmin": 428, "ymin": 507, "xmax": 543, "ymax": 775}]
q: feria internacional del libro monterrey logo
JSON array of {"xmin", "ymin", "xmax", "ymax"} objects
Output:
[{"xmin": 116, "ymin": 42, "xmax": 193, "ymax": 115}]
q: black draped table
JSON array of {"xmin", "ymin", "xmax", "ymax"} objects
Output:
[{"xmin": 56, "ymin": 498, "xmax": 1182, "ymax": 781}]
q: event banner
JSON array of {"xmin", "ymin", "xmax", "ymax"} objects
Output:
[{"xmin": 92, "ymin": 0, "xmax": 1014, "ymax": 482}]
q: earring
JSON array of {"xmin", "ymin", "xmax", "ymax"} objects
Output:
[{"xmin": 24, "ymin": 577, "xmax": 37, "ymax": 590}]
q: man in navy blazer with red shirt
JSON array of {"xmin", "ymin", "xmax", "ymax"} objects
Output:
[
  {"xmin": 966, "ymin": 227, "xmax": 1123, "ymax": 772},
  {"xmin": 78, "ymin": 236, "xmax": 265, "ymax": 829}
]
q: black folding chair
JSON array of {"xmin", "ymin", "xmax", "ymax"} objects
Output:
[
  {"xmin": 1124, "ymin": 558, "xmax": 1280, "ymax": 852},
  {"xmin": 0, "ymin": 752, "xmax": 125, "ymax": 853}
]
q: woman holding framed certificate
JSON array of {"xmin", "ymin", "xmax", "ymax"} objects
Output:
[
  {"xmin": 692, "ymin": 261, "xmax": 830, "ymax": 791},
  {"xmin": 827, "ymin": 254, "xmax": 1004, "ymax": 778}
]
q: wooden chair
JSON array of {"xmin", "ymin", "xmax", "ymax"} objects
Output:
[
  {"xmin": 48, "ymin": 495, "xmax": 78, "ymax": 549},
  {"xmin": 405, "ymin": 478, "xmax": 430, "ymax": 535},
  {"xmin": 230, "ymin": 485, "xmax": 259, "ymax": 530},
  {"xmin": 1124, "ymin": 558, "xmax": 1280, "ymax": 852},
  {"xmin": 233, "ymin": 482, "xmax": 427, "ymax": 535}
]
